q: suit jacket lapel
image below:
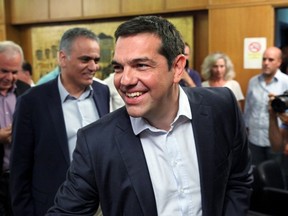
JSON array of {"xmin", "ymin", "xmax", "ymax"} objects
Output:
[
  {"xmin": 114, "ymin": 90, "xmax": 216, "ymax": 215},
  {"xmin": 186, "ymin": 89, "xmax": 215, "ymax": 216},
  {"xmin": 91, "ymin": 82, "xmax": 108, "ymax": 117},
  {"xmin": 45, "ymin": 80, "xmax": 107, "ymax": 165},
  {"xmin": 47, "ymin": 79, "xmax": 70, "ymax": 165},
  {"xmin": 115, "ymin": 111, "xmax": 158, "ymax": 216}
]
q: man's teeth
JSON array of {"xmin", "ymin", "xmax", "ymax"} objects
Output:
[{"xmin": 126, "ymin": 92, "xmax": 143, "ymax": 98}]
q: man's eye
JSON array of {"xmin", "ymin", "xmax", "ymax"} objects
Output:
[
  {"xmin": 136, "ymin": 64, "xmax": 148, "ymax": 69},
  {"xmin": 0, "ymin": 69, "xmax": 18, "ymax": 74},
  {"xmin": 79, "ymin": 57, "xmax": 100, "ymax": 63},
  {"xmin": 93, "ymin": 58, "xmax": 100, "ymax": 64},
  {"xmin": 80, "ymin": 58, "xmax": 90, "ymax": 63},
  {"xmin": 113, "ymin": 65, "xmax": 123, "ymax": 73}
]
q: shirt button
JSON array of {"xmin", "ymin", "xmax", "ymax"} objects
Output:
[{"xmin": 171, "ymin": 160, "xmax": 178, "ymax": 167}]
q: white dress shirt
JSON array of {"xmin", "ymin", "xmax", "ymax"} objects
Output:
[
  {"xmin": 58, "ymin": 76, "xmax": 99, "ymax": 160},
  {"xmin": 130, "ymin": 87, "xmax": 202, "ymax": 216}
]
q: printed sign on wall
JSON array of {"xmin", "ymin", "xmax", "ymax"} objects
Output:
[{"xmin": 244, "ymin": 37, "xmax": 267, "ymax": 69}]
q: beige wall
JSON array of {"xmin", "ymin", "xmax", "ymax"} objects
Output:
[
  {"xmin": 209, "ymin": 5, "xmax": 275, "ymax": 95},
  {"xmin": 0, "ymin": 0, "xmax": 5, "ymax": 40}
]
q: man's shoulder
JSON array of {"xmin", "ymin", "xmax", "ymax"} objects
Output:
[
  {"xmin": 183, "ymin": 87, "xmax": 237, "ymax": 118},
  {"xmin": 188, "ymin": 68, "xmax": 199, "ymax": 73},
  {"xmin": 20, "ymin": 78, "xmax": 57, "ymax": 99},
  {"xmin": 16, "ymin": 80, "xmax": 31, "ymax": 91},
  {"xmin": 93, "ymin": 77, "xmax": 107, "ymax": 85},
  {"xmin": 276, "ymin": 69, "xmax": 288, "ymax": 81},
  {"xmin": 183, "ymin": 86, "xmax": 234, "ymax": 105},
  {"xmin": 247, "ymin": 74, "xmax": 260, "ymax": 85},
  {"xmin": 188, "ymin": 69, "xmax": 200, "ymax": 77},
  {"xmin": 14, "ymin": 80, "xmax": 30, "ymax": 97},
  {"xmin": 92, "ymin": 78, "xmax": 109, "ymax": 89},
  {"xmin": 185, "ymin": 86, "xmax": 231, "ymax": 95}
]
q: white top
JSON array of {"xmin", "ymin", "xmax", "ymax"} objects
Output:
[
  {"xmin": 103, "ymin": 73, "xmax": 125, "ymax": 112},
  {"xmin": 202, "ymin": 80, "xmax": 244, "ymax": 101},
  {"xmin": 58, "ymin": 76, "xmax": 99, "ymax": 160},
  {"xmin": 130, "ymin": 87, "xmax": 202, "ymax": 216}
]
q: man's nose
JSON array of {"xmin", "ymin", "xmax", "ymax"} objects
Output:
[
  {"xmin": 263, "ymin": 59, "xmax": 270, "ymax": 64},
  {"xmin": 88, "ymin": 60, "xmax": 100, "ymax": 71},
  {"xmin": 120, "ymin": 68, "xmax": 137, "ymax": 85}
]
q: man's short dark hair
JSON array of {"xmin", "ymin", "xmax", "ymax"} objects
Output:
[
  {"xmin": 22, "ymin": 61, "xmax": 33, "ymax": 76},
  {"xmin": 115, "ymin": 16, "xmax": 185, "ymax": 70}
]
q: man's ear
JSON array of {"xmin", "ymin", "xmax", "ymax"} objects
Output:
[
  {"xmin": 173, "ymin": 54, "xmax": 186, "ymax": 83},
  {"xmin": 58, "ymin": 51, "xmax": 66, "ymax": 67}
]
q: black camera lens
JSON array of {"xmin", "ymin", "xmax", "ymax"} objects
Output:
[{"xmin": 271, "ymin": 96, "xmax": 288, "ymax": 113}]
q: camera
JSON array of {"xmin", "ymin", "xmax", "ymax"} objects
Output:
[{"xmin": 271, "ymin": 91, "xmax": 288, "ymax": 113}]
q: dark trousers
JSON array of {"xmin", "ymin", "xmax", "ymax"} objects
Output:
[
  {"xmin": 0, "ymin": 172, "xmax": 13, "ymax": 216},
  {"xmin": 281, "ymin": 155, "xmax": 288, "ymax": 189},
  {"xmin": 249, "ymin": 142, "xmax": 282, "ymax": 166}
]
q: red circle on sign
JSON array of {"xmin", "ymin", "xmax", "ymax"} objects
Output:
[{"xmin": 248, "ymin": 42, "xmax": 261, "ymax": 53}]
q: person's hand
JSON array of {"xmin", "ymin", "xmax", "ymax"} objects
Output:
[
  {"xmin": 0, "ymin": 125, "xmax": 12, "ymax": 144},
  {"xmin": 268, "ymin": 93, "xmax": 277, "ymax": 116},
  {"xmin": 268, "ymin": 93, "xmax": 288, "ymax": 124}
]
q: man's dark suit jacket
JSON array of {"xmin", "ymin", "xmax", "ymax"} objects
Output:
[
  {"xmin": 47, "ymin": 87, "xmax": 253, "ymax": 216},
  {"xmin": 10, "ymin": 77, "xmax": 110, "ymax": 216},
  {"xmin": 0, "ymin": 80, "xmax": 30, "ymax": 172}
]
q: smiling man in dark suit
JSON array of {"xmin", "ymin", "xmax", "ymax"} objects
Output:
[
  {"xmin": 47, "ymin": 16, "xmax": 253, "ymax": 216},
  {"xmin": 10, "ymin": 27, "xmax": 110, "ymax": 216}
]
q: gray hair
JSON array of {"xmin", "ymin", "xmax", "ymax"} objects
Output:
[
  {"xmin": 0, "ymin": 41, "xmax": 24, "ymax": 62},
  {"xmin": 201, "ymin": 52, "xmax": 235, "ymax": 81},
  {"xmin": 59, "ymin": 27, "xmax": 99, "ymax": 56}
]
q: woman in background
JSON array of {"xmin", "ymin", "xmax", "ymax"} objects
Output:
[{"xmin": 201, "ymin": 52, "xmax": 244, "ymax": 111}]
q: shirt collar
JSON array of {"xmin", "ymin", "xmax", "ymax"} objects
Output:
[
  {"xmin": 274, "ymin": 69, "xmax": 284, "ymax": 81},
  {"xmin": 57, "ymin": 75, "xmax": 93, "ymax": 103},
  {"xmin": 130, "ymin": 86, "xmax": 192, "ymax": 135},
  {"xmin": 259, "ymin": 69, "xmax": 282, "ymax": 82}
]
